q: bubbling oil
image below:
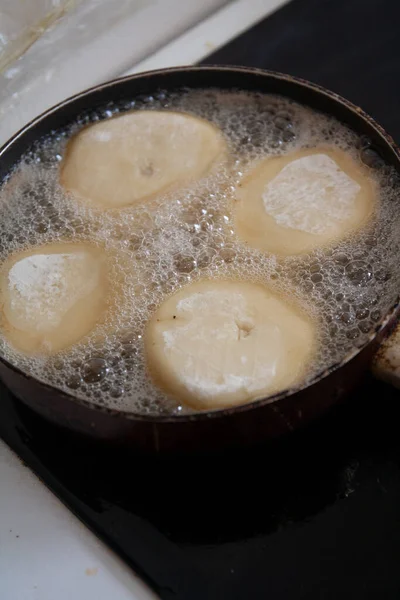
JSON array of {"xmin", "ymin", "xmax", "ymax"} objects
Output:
[{"xmin": 0, "ymin": 89, "xmax": 399, "ymax": 415}]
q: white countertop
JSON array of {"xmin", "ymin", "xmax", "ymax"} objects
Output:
[{"xmin": 0, "ymin": 1, "xmax": 289, "ymax": 598}]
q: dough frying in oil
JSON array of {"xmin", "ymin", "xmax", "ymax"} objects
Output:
[
  {"xmin": 61, "ymin": 110, "xmax": 226, "ymax": 209},
  {"xmin": 0, "ymin": 242, "xmax": 109, "ymax": 355},
  {"xmin": 145, "ymin": 279, "xmax": 316, "ymax": 410},
  {"xmin": 234, "ymin": 147, "xmax": 376, "ymax": 256}
]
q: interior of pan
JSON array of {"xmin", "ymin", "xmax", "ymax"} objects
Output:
[{"xmin": 0, "ymin": 65, "xmax": 399, "ymax": 424}]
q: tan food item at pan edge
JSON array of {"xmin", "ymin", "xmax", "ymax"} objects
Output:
[
  {"xmin": 234, "ymin": 147, "xmax": 376, "ymax": 256},
  {"xmin": 60, "ymin": 110, "xmax": 226, "ymax": 210},
  {"xmin": 145, "ymin": 279, "xmax": 316, "ymax": 411},
  {"xmin": 0, "ymin": 242, "xmax": 109, "ymax": 355}
]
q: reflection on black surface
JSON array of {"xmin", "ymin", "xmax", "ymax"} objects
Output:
[
  {"xmin": 3, "ymin": 377, "xmax": 400, "ymax": 598},
  {"xmin": 12, "ymin": 390, "xmax": 361, "ymax": 544}
]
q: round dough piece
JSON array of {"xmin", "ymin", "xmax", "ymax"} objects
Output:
[
  {"xmin": 234, "ymin": 147, "xmax": 376, "ymax": 256},
  {"xmin": 0, "ymin": 242, "xmax": 109, "ymax": 354},
  {"xmin": 145, "ymin": 279, "xmax": 316, "ymax": 410},
  {"xmin": 60, "ymin": 110, "xmax": 226, "ymax": 209}
]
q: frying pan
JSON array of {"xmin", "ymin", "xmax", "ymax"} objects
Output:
[{"xmin": 0, "ymin": 66, "xmax": 399, "ymax": 454}]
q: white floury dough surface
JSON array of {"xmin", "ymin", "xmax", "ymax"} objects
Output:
[
  {"xmin": 235, "ymin": 147, "xmax": 376, "ymax": 256},
  {"xmin": 1, "ymin": 243, "xmax": 109, "ymax": 354},
  {"xmin": 145, "ymin": 279, "xmax": 315, "ymax": 409},
  {"xmin": 262, "ymin": 153, "xmax": 360, "ymax": 234},
  {"xmin": 61, "ymin": 110, "xmax": 226, "ymax": 209}
]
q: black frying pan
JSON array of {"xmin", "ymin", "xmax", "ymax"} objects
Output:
[{"xmin": 0, "ymin": 66, "xmax": 399, "ymax": 453}]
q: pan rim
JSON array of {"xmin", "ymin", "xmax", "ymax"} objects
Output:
[{"xmin": 0, "ymin": 64, "xmax": 399, "ymax": 424}]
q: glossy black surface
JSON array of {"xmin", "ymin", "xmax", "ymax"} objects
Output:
[
  {"xmin": 204, "ymin": 0, "xmax": 400, "ymax": 142},
  {"xmin": 1, "ymin": 0, "xmax": 400, "ymax": 597},
  {"xmin": 2, "ymin": 377, "xmax": 400, "ymax": 599}
]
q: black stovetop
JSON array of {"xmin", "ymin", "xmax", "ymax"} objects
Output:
[
  {"xmin": 1, "ymin": 1, "xmax": 400, "ymax": 598},
  {"xmin": 203, "ymin": 0, "xmax": 400, "ymax": 143}
]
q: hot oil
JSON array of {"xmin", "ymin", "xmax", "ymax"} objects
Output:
[{"xmin": 0, "ymin": 89, "xmax": 399, "ymax": 415}]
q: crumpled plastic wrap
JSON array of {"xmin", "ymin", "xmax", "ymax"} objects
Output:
[
  {"xmin": 0, "ymin": 0, "xmax": 74, "ymax": 72},
  {"xmin": 0, "ymin": 0, "xmax": 149, "ymax": 144},
  {"xmin": 0, "ymin": 0, "xmax": 226, "ymax": 146}
]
